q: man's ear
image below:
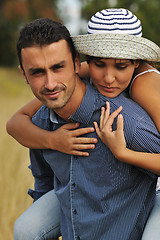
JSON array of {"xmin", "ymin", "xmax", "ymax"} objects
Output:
[
  {"xmin": 74, "ymin": 53, "xmax": 81, "ymax": 74},
  {"xmin": 18, "ymin": 65, "xmax": 29, "ymax": 84}
]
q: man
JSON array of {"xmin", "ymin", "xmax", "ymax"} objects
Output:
[{"xmin": 14, "ymin": 17, "xmax": 159, "ymax": 240}]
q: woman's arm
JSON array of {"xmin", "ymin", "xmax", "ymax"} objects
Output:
[
  {"xmin": 132, "ymin": 62, "xmax": 160, "ymax": 133},
  {"xmin": 94, "ymin": 102, "xmax": 160, "ymax": 175},
  {"xmin": 79, "ymin": 61, "xmax": 90, "ymax": 79},
  {"xmin": 6, "ymin": 98, "xmax": 44, "ymax": 147},
  {"xmin": 6, "ymin": 98, "xmax": 97, "ymax": 156}
]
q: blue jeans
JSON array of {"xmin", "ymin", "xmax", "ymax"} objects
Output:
[
  {"xmin": 14, "ymin": 190, "xmax": 60, "ymax": 240},
  {"xmin": 142, "ymin": 190, "xmax": 160, "ymax": 240},
  {"xmin": 14, "ymin": 190, "xmax": 160, "ymax": 240}
]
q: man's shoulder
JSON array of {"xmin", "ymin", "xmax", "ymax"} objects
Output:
[
  {"xmin": 100, "ymin": 92, "xmax": 150, "ymax": 121},
  {"xmin": 32, "ymin": 105, "xmax": 49, "ymax": 118},
  {"xmin": 97, "ymin": 92, "xmax": 159, "ymax": 134},
  {"xmin": 32, "ymin": 105, "xmax": 50, "ymax": 129},
  {"xmin": 105, "ymin": 93, "xmax": 159, "ymax": 152}
]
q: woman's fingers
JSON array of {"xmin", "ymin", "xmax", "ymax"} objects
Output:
[{"xmin": 100, "ymin": 107, "xmax": 105, "ymax": 129}]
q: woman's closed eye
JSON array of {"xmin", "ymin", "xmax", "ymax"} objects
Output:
[{"xmin": 116, "ymin": 63, "xmax": 131, "ymax": 70}]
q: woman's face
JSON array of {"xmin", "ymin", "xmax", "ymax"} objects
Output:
[{"xmin": 89, "ymin": 58, "xmax": 139, "ymax": 98}]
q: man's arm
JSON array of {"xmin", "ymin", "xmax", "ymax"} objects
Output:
[{"xmin": 29, "ymin": 149, "xmax": 54, "ymax": 202}]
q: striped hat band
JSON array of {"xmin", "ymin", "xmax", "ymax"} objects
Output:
[
  {"xmin": 88, "ymin": 8, "xmax": 142, "ymax": 37},
  {"xmin": 72, "ymin": 8, "xmax": 160, "ymax": 61}
]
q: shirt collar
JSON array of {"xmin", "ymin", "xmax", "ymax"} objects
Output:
[
  {"xmin": 50, "ymin": 110, "xmax": 58, "ymax": 123},
  {"xmin": 44, "ymin": 81, "xmax": 127, "ymax": 125},
  {"xmin": 48, "ymin": 80, "xmax": 97, "ymax": 125},
  {"xmin": 70, "ymin": 81, "xmax": 97, "ymax": 124}
]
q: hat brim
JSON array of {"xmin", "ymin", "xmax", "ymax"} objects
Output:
[{"xmin": 72, "ymin": 33, "xmax": 160, "ymax": 62}]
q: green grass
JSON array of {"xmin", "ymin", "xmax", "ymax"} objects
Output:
[{"xmin": 0, "ymin": 67, "xmax": 34, "ymax": 240}]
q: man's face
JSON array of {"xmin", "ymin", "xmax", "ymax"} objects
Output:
[
  {"xmin": 21, "ymin": 40, "xmax": 79, "ymax": 110},
  {"xmin": 89, "ymin": 58, "xmax": 139, "ymax": 98}
]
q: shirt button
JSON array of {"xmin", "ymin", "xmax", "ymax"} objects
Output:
[
  {"xmin": 74, "ymin": 155, "xmax": 78, "ymax": 159},
  {"xmin": 72, "ymin": 182, "xmax": 76, "ymax": 187},
  {"xmin": 73, "ymin": 209, "xmax": 77, "ymax": 214},
  {"xmin": 77, "ymin": 236, "xmax": 80, "ymax": 240}
]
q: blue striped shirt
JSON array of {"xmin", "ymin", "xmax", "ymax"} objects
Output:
[{"xmin": 30, "ymin": 80, "xmax": 159, "ymax": 240}]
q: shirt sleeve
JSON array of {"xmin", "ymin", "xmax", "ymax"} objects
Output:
[
  {"xmin": 130, "ymin": 118, "xmax": 160, "ymax": 177},
  {"xmin": 131, "ymin": 120, "xmax": 160, "ymax": 153},
  {"xmin": 28, "ymin": 106, "xmax": 54, "ymax": 201},
  {"xmin": 29, "ymin": 149, "xmax": 54, "ymax": 202}
]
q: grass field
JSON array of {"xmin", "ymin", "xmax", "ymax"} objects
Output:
[{"xmin": 0, "ymin": 67, "xmax": 34, "ymax": 239}]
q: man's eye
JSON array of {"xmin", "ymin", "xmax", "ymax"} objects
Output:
[
  {"xmin": 53, "ymin": 65, "xmax": 64, "ymax": 71},
  {"xmin": 31, "ymin": 70, "xmax": 44, "ymax": 75}
]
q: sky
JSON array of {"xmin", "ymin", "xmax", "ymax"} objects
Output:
[
  {"xmin": 57, "ymin": 0, "xmax": 118, "ymax": 34},
  {"xmin": 57, "ymin": 0, "xmax": 87, "ymax": 34}
]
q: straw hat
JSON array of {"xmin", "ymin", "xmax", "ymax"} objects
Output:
[{"xmin": 72, "ymin": 8, "xmax": 160, "ymax": 61}]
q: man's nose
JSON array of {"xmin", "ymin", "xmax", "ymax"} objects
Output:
[{"xmin": 45, "ymin": 72, "xmax": 57, "ymax": 90}]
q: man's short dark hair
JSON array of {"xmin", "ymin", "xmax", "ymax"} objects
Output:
[{"xmin": 17, "ymin": 18, "xmax": 77, "ymax": 70}]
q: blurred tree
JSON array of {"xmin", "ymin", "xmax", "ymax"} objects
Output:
[
  {"xmin": 80, "ymin": 0, "xmax": 160, "ymax": 45},
  {"xmin": 0, "ymin": 0, "xmax": 60, "ymax": 66},
  {"xmin": 1, "ymin": 0, "xmax": 160, "ymax": 66}
]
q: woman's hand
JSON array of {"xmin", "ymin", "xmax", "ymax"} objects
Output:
[
  {"xmin": 94, "ymin": 102, "xmax": 126, "ymax": 159},
  {"xmin": 48, "ymin": 122, "xmax": 98, "ymax": 156}
]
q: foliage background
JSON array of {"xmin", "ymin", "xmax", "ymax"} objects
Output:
[
  {"xmin": 0, "ymin": 0, "xmax": 160, "ymax": 66},
  {"xmin": 1, "ymin": 0, "xmax": 160, "ymax": 239},
  {"xmin": 81, "ymin": 0, "xmax": 160, "ymax": 45}
]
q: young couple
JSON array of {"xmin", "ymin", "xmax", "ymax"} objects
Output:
[{"xmin": 7, "ymin": 8, "xmax": 160, "ymax": 240}]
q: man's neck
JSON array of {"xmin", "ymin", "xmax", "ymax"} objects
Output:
[{"xmin": 54, "ymin": 77, "xmax": 86, "ymax": 122}]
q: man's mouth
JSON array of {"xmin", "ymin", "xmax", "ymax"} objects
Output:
[{"xmin": 43, "ymin": 90, "xmax": 62, "ymax": 99}]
